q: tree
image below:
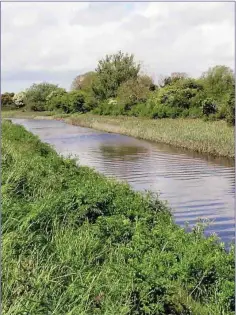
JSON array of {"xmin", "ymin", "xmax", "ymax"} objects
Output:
[
  {"xmin": 24, "ymin": 82, "xmax": 60, "ymax": 111},
  {"xmin": 71, "ymin": 71, "xmax": 97, "ymax": 92},
  {"xmin": 138, "ymin": 75, "xmax": 156, "ymax": 91},
  {"xmin": 158, "ymin": 74, "xmax": 188, "ymax": 88},
  {"xmin": 93, "ymin": 51, "xmax": 141, "ymax": 100},
  {"xmin": 201, "ymin": 65, "xmax": 234, "ymax": 105}
]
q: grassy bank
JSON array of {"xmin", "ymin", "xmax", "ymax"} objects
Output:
[
  {"xmin": 59, "ymin": 114, "xmax": 234, "ymax": 158},
  {"xmin": 2, "ymin": 110, "xmax": 234, "ymax": 158},
  {"xmin": 2, "ymin": 120, "xmax": 234, "ymax": 314},
  {"xmin": 1, "ymin": 109, "xmax": 55, "ymax": 119}
]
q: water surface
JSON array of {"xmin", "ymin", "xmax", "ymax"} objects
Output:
[{"xmin": 11, "ymin": 118, "xmax": 235, "ymax": 245}]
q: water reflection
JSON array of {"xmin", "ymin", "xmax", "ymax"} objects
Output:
[{"xmin": 11, "ymin": 118, "xmax": 235, "ymax": 245}]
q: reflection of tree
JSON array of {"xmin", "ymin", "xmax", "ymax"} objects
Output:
[
  {"xmin": 99, "ymin": 144, "xmax": 148, "ymax": 161},
  {"xmin": 98, "ymin": 144, "xmax": 149, "ymax": 180}
]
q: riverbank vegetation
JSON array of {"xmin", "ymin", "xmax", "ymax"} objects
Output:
[
  {"xmin": 58, "ymin": 114, "xmax": 235, "ymax": 158},
  {"xmin": 2, "ymin": 110, "xmax": 234, "ymax": 158},
  {"xmin": 2, "ymin": 120, "xmax": 235, "ymax": 314},
  {"xmin": 2, "ymin": 51, "xmax": 235, "ymax": 125},
  {"xmin": 2, "ymin": 51, "xmax": 234, "ymax": 158}
]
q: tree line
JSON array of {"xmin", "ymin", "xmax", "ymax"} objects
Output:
[{"xmin": 2, "ymin": 51, "xmax": 235, "ymax": 125}]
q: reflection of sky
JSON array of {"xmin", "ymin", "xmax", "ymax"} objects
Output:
[{"xmin": 11, "ymin": 118, "xmax": 235, "ymax": 244}]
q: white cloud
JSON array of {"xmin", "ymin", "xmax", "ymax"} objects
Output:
[{"xmin": 1, "ymin": 2, "xmax": 234, "ymax": 92}]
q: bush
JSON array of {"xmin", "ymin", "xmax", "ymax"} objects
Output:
[
  {"xmin": 60, "ymin": 91, "xmax": 86, "ymax": 114},
  {"xmin": 151, "ymin": 104, "xmax": 182, "ymax": 119},
  {"xmin": 202, "ymin": 98, "xmax": 217, "ymax": 116},
  {"xmin": 226, "ymin": 87, "xmax": 235, "ymax": 126},
  {"xmin": 12, "ymin": 92, "xmax": 26, "ymax": 109},
  {"xmin": 46, "ymin": 88, "xmax": 67, "ymax": 111},
  {"xmin": 152, "ymin": 81, "xmax": 201, "ymax": 111},
  {"xmin": 24, "ymin": 83, "xmax": 60, "ymax": 111},
  {"xmin": 117, "ymin": 78, "xmax": 151, "ymax": 109},
  {"xmin": 1, "ymin": 92, "xmax": 15, "ymax": 109}
]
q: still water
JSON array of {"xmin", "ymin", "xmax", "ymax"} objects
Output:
[{"xmin": 11, "ymin": 118, "xmax": 235, "ymax": 245}]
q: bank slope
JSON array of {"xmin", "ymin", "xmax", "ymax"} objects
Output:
[
  {"xmin": 60, "ymin": 114, "xmax": 234, "ymax": 159},
  {"xmin": 2, "ymin": 120, "xmax": 235, "ymax": 315}
]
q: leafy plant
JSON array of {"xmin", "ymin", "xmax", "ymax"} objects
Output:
[
  {"xmin": 202, "ymin": 98, "xmax": 217, "ymax": 116},
  {"xmin": 93, "ymin": 51, "xmax": 141, "ymax": 100},
  {"xmin": 24, "ymin": 82, "xmax": 60, "ymax": 111}
]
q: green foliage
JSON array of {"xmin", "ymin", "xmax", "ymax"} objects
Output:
[
  {"xmin": 226, "ymin": 85, "xmax": 235, "ymax": 126},
  {"xmin": 201, "ymin": 65, "xmax": 234, "ymax": 108},
  {"xmin": 202, "ymin": 98, "xmax": 217, "ymax": 116},
  {"xmin": 60, "ymin": 90, "xmax": 87, "ymax": 113},
  {"xmin": 5, "ymin": 53, "xmax": 234, "ymax": 125},
  {"xmin": 24, "ymin": 82, "xmax": 60, "ymax": 111},
  {"xmin": 71, "ymin": 71, "xmax": 97, "ymax": 92},
  {"xmin": 2, "ymin": 121, "xmax": 235, "ymax": 314},
  {"xmin": 117, "ymin": 77, "xmax": 151, "ymax": 109},
  {"xmin": 46, "ymin": 88, "xmax": 67, "ymax": 111},
  {"xmin": 1, "ymin": 92, "xmax": 15, "ymax": 109},
  {"xmin": 12, "ymin": 92, "xmax": 26, "ymax": 109},
  {"xmin": 93, "ymin": 51, "xmax": 141, "ymax": 100}
]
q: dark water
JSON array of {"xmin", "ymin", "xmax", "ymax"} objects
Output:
[{"xmin": 11, "ymin": 118, "xmax": 235, "ymax": 245}]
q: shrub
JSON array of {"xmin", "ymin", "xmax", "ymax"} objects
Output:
[
  {"xmin": 151, "ymin": 104, "xmax": 182, "ymax": 119},
  {"xmin": 188, "ymin": 107, "xmax": 203, "ymax": 118},
  {"xmin": 24, "ymin": 82, "xmax": 60, "ymax": 111},
  {"xmin": 60, "ymin": 91, "xmax": 86, "ymax": 114},
  {"xmin": 117, "ymin": 78, "xmax": 151, "ymax": 109},
  {"xmin": 12, "ymin": 92, "xmax": 26, "ymax": 109},
  {"xmin": 46, "ymin": 88, "xmax": 67, "ymax": 111},
  {"xmin": 202, "ymin": 98, "xmax": 217, "ymax": 116},
  {"xmin": 226, "ymin": 87, "xmax": 235, "ymax": 126},
  {"xmin": 1, "ymin": 92, "xmax": 15, "ymax": 109}
]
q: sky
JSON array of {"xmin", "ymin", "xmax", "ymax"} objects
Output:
[{"xmin": 1, "ymin": 1, "xmax": 235, "ymax": 93}]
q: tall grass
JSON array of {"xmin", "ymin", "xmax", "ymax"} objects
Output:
[
  {"xmin": 2, "ymin": 120, "xmax": 234, "ymax": 314},
  {"xmin": 2, "ymin": 110, "xmax": 234, "ymax": 158},
  {"xmin": 59, "ymin": 114, "xmax": 234, "ymax": 158}
]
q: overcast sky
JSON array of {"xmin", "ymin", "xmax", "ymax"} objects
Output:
[{"xmin": 1, "ymin": 1, "xmax": 235, "ymax": 93}]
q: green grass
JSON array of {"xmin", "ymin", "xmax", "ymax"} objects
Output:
[
  {"xmin": 2, "ymin": 110, "xmax": 234, "ymax": 158},
  {"xmin": 2, "ymin": 120, "xmax": 235, "ymax": 314},
  {"xmin": 1, "ymin": 109, "xmax": 55, "ymax": 119},
  {"xmin": 60, "ymin": 114, "xmax": 234, "ymax": 159}
]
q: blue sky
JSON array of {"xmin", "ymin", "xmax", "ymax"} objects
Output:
[{"xmin": 1, "ymin": 2, "xmax": 234, "ymax": 93}]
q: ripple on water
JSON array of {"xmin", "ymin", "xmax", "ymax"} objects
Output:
[{"xmin": 11, "ymin": 118, "xmax": 235, "ymax": 245}]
